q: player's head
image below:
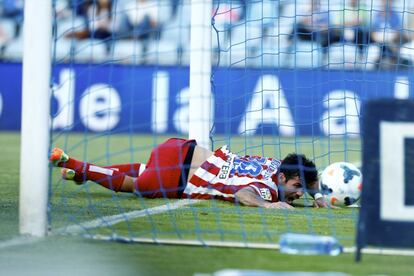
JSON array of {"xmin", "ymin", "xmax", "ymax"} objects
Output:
[{"xmin": 278, "ymin": 153, "xmax": 318, "ymax": 204}]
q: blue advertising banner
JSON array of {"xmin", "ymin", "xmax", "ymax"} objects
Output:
[
  {"xmin": 0, "ymin": 63, "xmax": 23, "ymax": 130},
  {"xmin": 0, "ymin": 63, "xmax": 413, "ymax": 135},
  {"xmin": 357, "ymin": 99, "xmax": 414, "ymax": 261}
]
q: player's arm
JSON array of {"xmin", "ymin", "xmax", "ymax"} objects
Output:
[
  {"xmin": 234, "ymin": 186, "xmax": 294, "ymax": 209},
  {"xmin": 306, "ymin": 180, "xmax": 334, "ymax": 208}
]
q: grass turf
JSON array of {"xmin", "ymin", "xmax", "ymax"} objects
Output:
[{"xmin": 1, "ymin": 131, "xmax": 413, "ymax": 276}]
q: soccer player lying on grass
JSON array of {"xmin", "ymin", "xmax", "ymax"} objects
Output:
[{"xmin": 50, "ymin": 138, "xmax": 328, "ymax": 209}]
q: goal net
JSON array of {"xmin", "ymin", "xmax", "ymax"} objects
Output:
[{"xmin": 38, "ymin": 0, "xmax": 413, "ymax": 248}]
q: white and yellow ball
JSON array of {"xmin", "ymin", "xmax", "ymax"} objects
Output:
[{"xmin": 320, "ymin": 162, "xmax": 362, "ymax": 206}]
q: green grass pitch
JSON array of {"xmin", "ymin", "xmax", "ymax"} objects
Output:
[{"xmin": 0, "ymin": 131, "xmax": 413, "ymax": 276}]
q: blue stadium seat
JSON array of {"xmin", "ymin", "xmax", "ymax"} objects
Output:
[
  {"xmin": 157, "ymin": 1, "xmax": 174, "ymax": 25},
  {"xmin": 73, "ymin": 39, "xmax": 108, "ymax": 63},
  {"xmin": 325, "ymin": 43, "xmax": 361, "ymax": 70},
  {"xmin": 399, "ymin": 41, "xmax": 414, "ymax": 65},
  {"xmin": 261, "ymin": 35, "xmax": 291, "ymax": 68},
  {"xmin": 3, "ymin": 24, "xmax": 72, "ymax": 62},
  {"xmin": 145, "ymin": 38, "xmax": 180, "ymax": 65},
  {"xmin": 160, "ymin": 0, "xmax": 190, "ymax": 49},
  {"xmin": 286, "ymin": 41, "xmax": 323, "ymax": 68},
  {"xmin": 110, "ymin": 39, "xmax": 144, "ymax": 64},
  {"xmin": 3, "ymin": 37, "xmax": 23, "ymax": 61},
  {"xmin": 0, "ymin": 19, "xmax": 16, "ymax": 49},
  {"xmin": 168, "ymin": 0, "xmax": 192, "ymax": 65},
  {"xmin": 112, "ymin": 0, "xmax": 172, "ymax": 41},
  {"xmin": 218, "ymin": 23, "xmax": 262, "ymax": 67},
  {"xmin": 362, "ymin": 44, "xmax": 381, "ymax": 70},
  {"xmin": 52, "ymin": 39, "xmax": 73, "ymax": 62},
  {"xmin": 212, "ymin": 27, "xmax": 230, "ymax": 53},
  {"xmin": 55, "ymin": 17, "xmax": 87, "ymax": 39},
  {"xmin": 246, "ymin": 0, "xmax": 279, "ymax": 28},
  {"xmin": 260, "ymin": 17, "xmax": 294, "ymax": 68},
  {"xmin": 111, "ymin": 0, "xmax": 132, "ymax": 36}
]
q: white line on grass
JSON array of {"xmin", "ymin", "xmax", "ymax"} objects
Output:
[
  {"xmin": 0, "ymin": 236, "xmax": 42, "ymax": 250},
  {"xmin": 3, "ymin": 198, "xmax": 414, "ymax": 257},
  {"xmin": 343, "ymin": 246, "xmax": 414, "ymax": 256},
  {"xmin": 85, "ymin": 235, "xmax": 414, "ymax": 257},
  {"xmin": 53, "ymin": 199, "xmax": 200, "ymax": 235},
  {"xmin": 0, "ymin": 199, "xmax": 199, "ymax": 250}
]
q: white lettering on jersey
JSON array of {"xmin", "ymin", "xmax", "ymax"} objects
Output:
[
  {"xmin": 263, "ymin": 159, "xmax": 281, "ymax": 180},
  {"xmin": 218, "ymin": 156, "xmax": 234, "ymax": 181},
  {"xmin": 259, "ymin": 188, "xmax": 272, "ymax": 201}
]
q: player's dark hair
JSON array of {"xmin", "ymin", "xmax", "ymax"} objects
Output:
[{"xmin": 279, "ymin": 153, "xmax": 318, "ymax": 189}]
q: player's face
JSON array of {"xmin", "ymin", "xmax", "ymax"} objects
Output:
[{"xmin": 279, "ymin": 174, "xmax": 304, "ymax": 204}]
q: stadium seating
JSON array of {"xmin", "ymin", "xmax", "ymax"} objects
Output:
[
  {"xmin": 3, "ymin": 37, "xmax": 23, "ymax": 61},
  {"xmin": 53, "ymin": 39, "xmax": 73, "ymax": 62},
  {"xmin": 325, "ymin": 43, "xmax": 361, "ymax": 70},
  {"xmin": 158, "ymin": 0, "xmax": 191, "ymax": 65},
  {"xmin": 399, "ymin": 41, "xmax": 414, "ymax": 64},
  {"xmin": 145, "ymin": 38, "xmax": 180, "ymax": 65},
  {"xmin": 286, "ymin": 41, "xmax": 323, "ymax": 69},
  {"xmin": 0, "ymin": 0, "xmax": 411, "ymax": 70},
  {"xmin": 246, "ymin": 0, "xmax": 279, "ymax": 30},
  {"xmin": 360, "ymin": 44, "xmax": 381, "ymax": 70},
  {"xmin": 110, "ymin": 39, "xmax": 144, "ymax": 64},
  {"xmin": 0, "ymin": 18, "xmax": 15, "ymax": 49},
  {"xmin": 220, "ymin": 23, "xmax": 262, "ymax": 68},
  {"xmin": 55, "ymin": 17, "xmax": 86, "ymax": 39},
  {"xmin": 73, "ymin": 39, "xmax": 108, "ymax": 63}
]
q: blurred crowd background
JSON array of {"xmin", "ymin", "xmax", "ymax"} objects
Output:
[{"xmin": 1, "ymin": 0, "xmax": 414, "ymax": 70}]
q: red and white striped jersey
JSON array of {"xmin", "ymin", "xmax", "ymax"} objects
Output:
[{"xmin": 184, "ymin": 145, "xmax": 281, "ymax": 202}]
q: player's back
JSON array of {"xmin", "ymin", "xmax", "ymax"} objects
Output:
[
  {"xmin": 184, "ymin": 145, "xmax": 280, "ymax": 202},
  {"xmin": 188, "ymin": 145, "xmax": 213, "ymax": 180}
]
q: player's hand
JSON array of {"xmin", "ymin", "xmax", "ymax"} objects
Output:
[
  {"xmin": 265, "ymin": 202, "xmax": 295, "ymax": 209},
  {"xmin": 313, "ymin": 197, "xmax": 340, "ymax": 209}
]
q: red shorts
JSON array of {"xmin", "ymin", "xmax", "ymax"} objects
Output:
[{"xmin": 134, "ymin": 138, "xmax": 197, "ymax": 198}]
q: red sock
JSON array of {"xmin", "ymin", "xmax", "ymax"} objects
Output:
[
  {"xmin": 59, "ymin": 158, "xmax": 126, "ymax": 192},
  {"xmin": 103, "ymin": 163, "xmax": 145, "ymax": 177}
]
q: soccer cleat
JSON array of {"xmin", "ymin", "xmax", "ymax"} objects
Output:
[
  {"xmin": 61, "ymin": 168, "xmax": 84, "ymax": 185},
  {"xmin": 61, "ymin": 168, "xmax": 75, "ymax": 180},
  {"xmin": 50, "ymin": 147, "xmax": 69, "ymax": 167}
]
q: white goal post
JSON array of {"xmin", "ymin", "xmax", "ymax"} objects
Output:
[
  {"xmin": 19, "ymin": 0, "xmax": 52, "ymax": 237},
  {"xmin": 189, "ymin": 0, "xmax": 213, "ymax": 149}
]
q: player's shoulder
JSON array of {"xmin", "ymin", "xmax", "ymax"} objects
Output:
[
  {"xmin": 214, "ymin": 145, "xmax": 231, "ymax": 156},
  {"xmin": 248, "ymin": 183, "xmax": 279, "ymax": 202}
]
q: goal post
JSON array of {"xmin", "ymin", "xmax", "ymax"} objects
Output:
[
  {"xmin": 189, "ymin": 0, "xmax": 213, "ymax": 149},
  {"xmin": 19, "ymin": 0, "xmax": 52, "ymax": 237}
]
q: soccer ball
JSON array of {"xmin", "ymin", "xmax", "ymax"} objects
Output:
[{"xmin": 319, "ymin": 162, "xmax": 363, "ymax": 206}]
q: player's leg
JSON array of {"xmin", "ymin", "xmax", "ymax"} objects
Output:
[
  {"xmin": 61, "ymin": 163, "xmax": 144, "ymax": 191},
  {"xmin": 50, "ymin": 148, "xmax": 134, "ymax": 193},
  {"xmin": 102, "ymin": 163, "xmax": 146, "ymax": 177},
  {"xmin": 132, "ymin": 138, "xmax": 197, "ymax": 198}
]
